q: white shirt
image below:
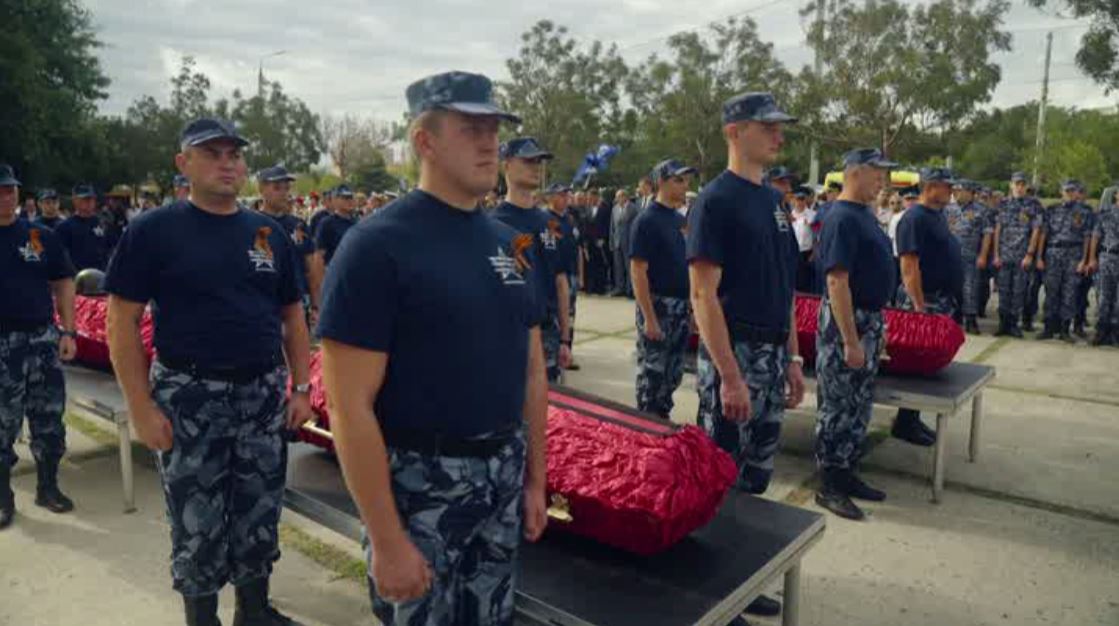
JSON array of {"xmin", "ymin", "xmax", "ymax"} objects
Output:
[
  {"xmin": 888, "ymin": 209, "xmax": 907, "ymax": 257},
  {"xmin": 792, "ymin": 207, "xmax": 816, "ymax": 252}
]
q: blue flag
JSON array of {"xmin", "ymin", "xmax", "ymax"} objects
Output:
[{"xmin": 572, "ymin": 144, "xmax": 621, "ymax": 186}]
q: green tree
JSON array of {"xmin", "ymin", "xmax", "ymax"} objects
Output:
[
  {"xmin": 231, "ymin": 79, "xmax": 323, "ymax": 173},
  {"xmin": 1027, "ymin": 1, "xmax": 1119, "ymax": 92}
]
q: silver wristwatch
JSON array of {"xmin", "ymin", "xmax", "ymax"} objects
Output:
[{"xmin": 292, "ymin": 383, "xmax": 312, "ymax": 395}]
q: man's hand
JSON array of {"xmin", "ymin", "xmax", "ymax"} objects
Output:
[
  {"xmin": 58, "ymin": 335, "xmax": 77, "ymax": 362},
  {"xmin": 1036, "ymin": 256, "xmax": 1046, "ymax": 271},
  {"xmin": 1088, "ymin": 260, "xmax": 1099, "ymax": 274},
  {"xmin": 844, "ymin": 340, "xmax": 867, "ymax": 370},
  {"xmin": 523, "ymin": 481, "xmax": 548, "ymax": 542},
  {"xmin": 976, "ymin": 257, "xmax": 987, "ymax": 270},
  {"xmin": 643, "ymin": 318, "xmax": 664, "ymax": 341},
  {"xmin": 287, "ymin": 392, "xmax": 314, "ymax": 430},
  {"xmin": 134, "ymin": 405, "xmax": 174, "ymax": 451},
  {"xmin": 993, "ymin": 256, "xmax": 1003, "ymax": 269},
  {"xmin": 371, "ymin": 535, "xmax": 433, "ymax": 604},
  {"xmin": 1076, "ymin": 261, "xmax": 1087, "ymax": 275},
  {"xmin": 720, "ymin": 376, "xmax": 752, "ymax": 422},
  {"xmin": 1021, "ymin": 254, "xmax": 1034, "ymax": 271},
  {"xmin": 559, "ymin": 344, "xmax": 572, "ymax": 369},
  {"xmin": 785, "ymin": 361, "xmax": 805, "ymax": 409}
]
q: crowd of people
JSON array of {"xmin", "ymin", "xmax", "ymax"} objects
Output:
[{"xmin": 3, "ymin": 65, "xmax": 1119, "ymax": 626}]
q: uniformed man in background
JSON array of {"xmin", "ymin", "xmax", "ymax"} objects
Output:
[
  {"xmin": 1089, "ymin": 198, "xmax": 1119, "ymax": 345},
  {"xmin": 1036, "ymin": 180, "xmax": 1094, "ymax": 342},
  {"xmin": 56, "ymin": 183, "xmax": 113, "ymax": 271},
  {"xmin": 259, "ymin": 164, "xmax": 324, "ymax": 326},
  {"xmin": 314, "ymin": 184, "xmax": 357, "ymax": 267},
  {"xmin": 34, "ymin": 189, "xmax": 64, "ymax": 229},
  {"xmin": 993, "ymin": 172, "xmax": 1042, "ymax": 338},
  {"xmin": 946, "ymin": 180, "xmax": 993, "ymax": 334},
  {"xmin": 546, "ymin": 183, "xmax": 581, "ymax": 369}
]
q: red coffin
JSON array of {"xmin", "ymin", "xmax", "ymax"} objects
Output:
[
  {"xmin": 298, "ymin": 351, "xmax": 335, "ymax": 450},
  {"xmin": 795, "ymin": 294, "xmax": 965, "ymax": 375},
  {"xmin": 64, "ymin": 296, "xmax": 156, "ymax": 370}
]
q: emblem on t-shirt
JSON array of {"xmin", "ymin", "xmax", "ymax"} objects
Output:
[
  {"xmin": 546, "ymin": 219, "xmax": 564, "ymax": 244},
  {"xmin": 1018, "ymin": 211, "xmax": 1030, "ymax": 225},
  {"xmin": 489, "ymin": 245, "xmax": 526, "ymax": 286},
  {"xmin": 248, "ymin": 226, "xmax": 277, "ymax": 272},
  {"xmin": 292, "ymin": 224, "xmax": 306, "ymax": 245},
  {"xmin": 511, "ymin": 234, "xmax": 534, "ymax": 273},
  {"xmin": 92, "ymin": 224, "xmax": 105, "ymax": 238},
  {"xmin": 1073, "ymin": 212, "xmax": 1083, "ymax": 228},
  {"xmin": 773, "ymin": 206, "xmax": 790, "ymax": 232},
  {"xmin": 19, "ymin": 229, "xmax": 44, "ymax": 263}
]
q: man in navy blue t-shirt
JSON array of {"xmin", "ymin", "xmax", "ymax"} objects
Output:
[
  {"xmin": 33, "ymin": 189, "xmax": 64, "ymax": 229},
  {"xmin": 630, "ymin": 158, "xmax": 695, "ymax": 418},
  {"xmin": 686, "ymin": 93, "xmax": 805, "ymax": 619},
  {"xmin": 545, "ymin": 182, "xmax": 582, "ymax": 370},
  {"xmin": 0, "ymin": 163, "xmax": 78, "ymax": 530},
  {"xmin": 314, "ymin": 184, "xmax": 357, "ymax": 266},
  {"xmin": 55, "ymin": 183, "xmax": 112, "ymax": 271},
  {"xmin": 494, "ymin": 137, "xmax": 572, "ymax": 382},
  {"xmin": 258, "ymin": 164, "xmax": 324, "ymax": 324},
  {"xmin": 317, "ymin": 71, "xmax": 548, "ymax": 626},
  {"xmin": 104, "ymin": 118, "xmax": 312, "ymax": 625},
  {"xmin": 813, "ymin": 149, "xmax": 899, "ymax": 521},
  {"xmin": 892, "ymin": 167, "xmax": 964, "ymax": 447}
]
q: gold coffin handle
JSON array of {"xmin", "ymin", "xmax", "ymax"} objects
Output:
[
  {"xmin": 547, "ymin": 493, "xmax": 573, "ymax": 523},
  {"xmin": 301, "ymin": 419, "xmax": 334, "ymax": 441}
]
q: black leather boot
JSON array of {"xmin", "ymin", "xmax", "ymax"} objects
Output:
[
  {"xmin": 1073, "ymin": 320, "xmax": 1087, "ymax": 338},
  {"xmin": 994, "ymin": 315, "xmax": 1010, "ymax": 337},
  {"xmin": 1008, "ymin": 318, "xmax": 1024, "ymax": 338},
  {"xmin": 964, "ymin": 315, "xmax": 981, "ymax": 335},
  {"xmin": 843, "ymin": 471, "xmax": 887, "ymax": 502},
  {"xmin": 34, "ymin": 459, "xmax": 74, "ymax": 513},
  {"xmin": 1092, "ymin": 324, "xmax": 1112, "ymax": 346},
  {"xmin": 1021, "ymin": 316, "xmax": 1035, "ymax": 332},
  {"xmin": 745, "ymin": 594, "xmax": 782, "ymax": 616},
  {"xmin": 1059, "ymin": 322, "xmax": 1075, "ymax": 343},
  {"xmin": 815, "ymin": 468, "xmax": 866, "ymax": 521},
  {"xmin": 233, "ymin": 578, "xmax": 303, "ymax": 626},
  {"xmin": 183, "ymin": 594, "xmax": 222, "ymax": 626},
  {"xmin": 0, "ymin": 463, "xmax": 14, "ymax": 530},
  {"xmin": 1037, "ymin": 320, "xmax": 1055, "ymax": 340},
  {"xmin": 891, "ymin": 410, "xmax": 935, "ymax": 447}
]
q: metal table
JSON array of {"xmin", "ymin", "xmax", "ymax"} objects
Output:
[
  {"xmin": 804, "ymin": 361, "xmax": 996, "ymax": 503},
  {"xmin": 62, "ymin": 365, "xmax": 136, "ymax": 512},
  {"xmin": 285, "ymin": 444, "xmax": 826, "ymax": 626}
]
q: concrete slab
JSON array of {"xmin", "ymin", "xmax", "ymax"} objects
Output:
[
  {"xmin": 981, "ymin": 337, "xmax": 1119, "ymax": 404},
  {"xmin": 573, "ymin": 294, "xmax": 634, "ymax": 335},
  {"xmin": 11, "ymin": 416, "xmax": 108, "ymax": 476},
  {"xmin": 794, "ymin": 471, "xmax": 1119, "ymax": 626}
]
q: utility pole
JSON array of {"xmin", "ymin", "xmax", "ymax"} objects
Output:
[
  {"xmin": 1033, "ymin": 32, "xmax": 1053, "ymax": 189},
  {"xmin": 257, "ymin": 50, "xmax": 287, "ymax": 97},
  {"xmin": 808, "ymin": 0, "xmax": 825, "ymax": 186}
]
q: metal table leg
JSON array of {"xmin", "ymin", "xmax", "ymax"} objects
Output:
[
  {"xmin": 783, "ymin": 563, "xmax": 802, "ymax": 626},
  {"xmin": 116, "ymin": 413, "xmax": 136, "ymax": 513},
  {"xmin": 968, "ymin": 391, "xmax": 983, "ymax": 463},
  {"xmin": 932, "ymin": 413, "xmax": 948, "ymax": 503}
]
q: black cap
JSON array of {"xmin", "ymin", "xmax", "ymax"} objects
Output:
[
  {"xmin": 0, "ymin": 164, "xmax": 20, "ymax": 187},
  {"xmin": 722, "ymin": 92, "xmax": 797, "ymax": 125},
  {"xmin": 841, "ymin": 148, "xmax": 898, "ymax": 169},
  {"xmin": 37, "ymin": 188, "xmax": 58, "ymax": 200},
  {"xmin": 793, "ymin": 185, "xmax": 812, "ymax": 198},
  {"xmin": 1061, "ymin": 179, "xmax": 1084, "ymax": 192},
  {"xmin": 500, "ymin": 137, "xmax": 553, "ymax": 161},
  {"xmin": 544, "ymin": 183, "xmax": 571, "ymax": 195},
  {"xmin": 333, "ymin": 184, "xmax": 354, "ymax": 199},
  {"xmin": 767, "ymin": 166, "xmax": 797, "ymax": 181},
  {"xmin": 180, "ymin": 117, "xmax": 249, "ymax": 148},
  {"xmin": 826, "ymin": 181, "xmax": 843, "ymax": 192},
  {"xmin": 953, "ymin": 179, "xmax": 980, "ymax": 192},
  {"xmin": 173, "ymin": 174, "xmax": 190, "ymax": 188},
  {"xmin": 405, "ymin": 71, "xmax": 520, "ymax": 124},
  {"xmin": 652, "ymin": 159, "xmax": 698, "ymax": 182},
  {"xmin": 1010, "ymin": 171, "xmax": 1028, "ymax": 183},
  {"xmin": 72, "ymin": 183, "xmax": 96, "ymax": 198},
  {"xmin": 257, "ymin": 164, "xmax": 297, "ymax": 183},
  {"xmin": 919, "ymin": 167, "xmax": 956, "ymax": 185},
  {"xmin": 902, "ymin": 186, "xmax": 920, "ymax": 199}
]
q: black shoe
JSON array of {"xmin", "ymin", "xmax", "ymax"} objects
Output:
[
  {"xmin": 965, "ymin": 316, "xmax": 980, "ymax": 335},
  {"xmin": 1073, "ymin": 322, "xmax": 1087, "ymax": 339},
  {"xmin": 815, "ymin": 489, "xmax": 865, "ymax": 521},
  {"xmin": 233, "ymin": 578, "xmax": 303, "ymax": 626},
  {"xmin": 1008, "ymin": 323, "xmax": 1024, "ymax": 339},
  {"xmin": 183, "ymin": 594, "xmax": 222, "ymax": 626},
  {"xmin": 1021, "ymin": 317, "xmax": 1035, "ymax": 332},
  {"xmin": 34, "ymin": 460, "xmax": 74, "ymax": 514},
  {"xmin": 1037, "ymin": 320, "xmax": 1055, "ymax": 340},
  {"xmin": 1092, "ymin": 326, "xmax": 1112, "ymax": 346},
  {"xmin": 728, "ymin": 617, "xmax": 754, "ymax": 626},
  {"xmin": 1059, "ymin": 322, "xmax": 1075, "ymax": 344},
  {"xmin": 565, "ymin": 361, "xmax": 581, "ymax": 371},
  {"xmin": 744, "ymin": 594, "xmax": 782, "ymax": 616},
  {"xmin": 994, "ymin": 320, "xmax": 1009, "ymax": 337},
  {"xmin": 891, "ymin": 413, "xmax": 935, "ymax": 447},
  {"xmin": 844, "ymin": 472, "xmax": 887, "ymax": 502},
  {"xmin": 0, "ymin": 464, "xmax": 13, "ymax": 530}
]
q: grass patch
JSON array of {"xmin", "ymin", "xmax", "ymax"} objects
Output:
[
  {"xmin": 279, "ymin": 523, "xmax": 366, "ymax": 584},
  {"xmin": 969, "ymin": 337, "xmax": 1011, "ymax": 364},
  {"xmin": 64, "ymin": 411, "xmax": 120, "ymax": 447}
]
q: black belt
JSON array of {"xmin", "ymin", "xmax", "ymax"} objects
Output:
[
  {"xmin": 728, "ymin": 321, "xmax": 789, "ymax": 346},
  {"xmin": 1048, "ymin": 241, "xmax": 1083, "ymax": 249},
  {"xmin": 157, "ymin": 354, "xmax": 282, "ymax": 384},
  {"xmin": 0, "ymin": 319, "xmax": 50, "ymax": 334},
  {"xmin": 384, "ymin": 427, "xmax": 519, "ymax": 458}
]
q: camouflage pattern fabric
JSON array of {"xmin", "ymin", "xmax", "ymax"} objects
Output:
[
  {"xmin": 635, "ymin": 296, "xmax": 690, "ymax": 416},
  {"xmin": 996, "ymin": 197, "xmax": 1041, "ymax": 320},
  {"xmin": 541, "ymin": 316, "xmax": 561, "ymax": 383},
  {"xmin": 1096, "ymin": 209, "xmax": 1119, "ymax": 328},
  {"xmin": 367, "ymin": 432, "xmax": 525, "ymax": 626},
  {"xmin": 150, "ymin": 361, "xmax": 289, "ymax": 597},
  {"xmin": 1042, "ymin": 201, "xmax": 1094, "ymax": 325},
  {"xmin": 696, "ymin": 341, "xmax": 788, "ymax": 495},
  {"xmin": 0, "ymin": 326, "xmax": 66, "ymax": 468},
  {"xmin": 948, "ymin": 201, "xmax": 994, "ymax": 316},
  {"xmin": 814, "ymin": 298, "xmax": 886, "ymax": 470}
]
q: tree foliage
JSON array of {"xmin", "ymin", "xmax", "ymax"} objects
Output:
[{"xmin": 1028, "ymin": 0, "xmax": 1119, "ymax": 92}]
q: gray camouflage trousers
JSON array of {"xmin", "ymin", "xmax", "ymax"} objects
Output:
[
  {"xmin": 541, "ymin": 315, "xmax": 562, "ymax": 383},
  {"xmin": 997, "ymin": 259, "xmax": 1030, "ymax": 319},
  {"xmin": 961, "ymin": 256, "xmax": 982, "ymax": 316},
  {"xmin": 150, "ymin": 361, "xmax": 289, "ymax": 596},
  {"xmin": 635, "ymin": 296, "xmax": 690, "ymax": 416},
  {"xmin": 367, "ymin": 431, "xmax": 526, "ymax": 626},
  {"xmin": 814, "ymin": 300, "xmax": 886, "ymax": 470},
  {"xmin": 1043, "ymin": 247, "xmax": 1084, "ymax": 324},
  {"xmin": 1098, "ymin": 253, "xmax": 1119, "ymax": 329},
  {"xmin": 0, "ymin": 327, "xmax": 66, "ymax": 469},
  {"xmin": 696, "ymin": 340, "xmax": 788, "ymax": 494}
]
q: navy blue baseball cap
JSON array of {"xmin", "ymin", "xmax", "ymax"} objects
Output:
[
  {"xmin": 653, "ymin": 159, "xmax": 698, "ymax": 182},
  {"xmin": 793, "ymin": 185, "xmax": 812, "ymax": 198},
  {"xmin": 826, "ymin": 180, "xmax": 843, "ymax": 191},
  {"xmin": 901, "ymin": 186, "xmax": 919, "ymax": 199},
  {"xmin": 333, "ymin": 184, "xmax": 354, "ymax": 198},
  {"xmin": 1010, "ymin": 171, "xmax": 1028, "ymax": 182},
  {"xmin": 1062, "ymin": 179, "xmax": 1085, "ymax": 191},
  {"xmin": 173, "ymin": 174, "xmax": 190, "ymax": 188},
  {"xmin": 544, "ymin": 183, "xmax": 571, "ymax": 195},
  {"xmin": 180, "ymin": 117, "xmax": 249, "ymax": 148},
  {"xmin": 722, "ymin": 92, "xmax": 797, "ymax": 125},
  {"xmin": 37, "ymin": 188, "xmax": 59, "ymax": 200},
  {"xmin": 842, "ymin": 148, "xmax": 898, "ymax": 169},
  {"xmin": 500, "ymin": 137, "xmax": 553, "ymax": 161},
  {"xmin": 767, "ymin": 166, "xmax": 797, "ymax": 181},
  {"xmin": 919, "ymin": 167, "xmax": 956, "ymax": 185},
  {"xmin": 406, "ymin": 71, "xmax": 521, "ymax": 124},
  {"xmin": 257, "ymin": 164, "xmax": 297, "ymax": 183},
  {"xmin": 953, "ymin": 179, "xmax": 981, "ymax": 192},
  {"xmin": 0, "ymin": 164, "xmax": 20, "ymax": 187},
  {"xmin": 72, "ymin": 183, "xmax": 96, "ymax": 198}
]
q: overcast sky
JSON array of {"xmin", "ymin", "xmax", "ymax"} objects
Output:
[{"xmin": 86, "ymin": 0, "xmax": 1111, "ymax": 123}]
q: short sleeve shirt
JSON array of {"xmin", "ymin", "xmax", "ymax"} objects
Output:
[
  {"xmin": 103, "ymin": 201, "xmax": 300, "ymax": 368},
  {"xmin": 896, "ymin": 204, "xmax": 963, "ymax": 297},
  {"xmin": 545, "ymin": 209, "xmax": 579, "ymax": 275},
  {"xmin": 55, "ymin": 214, "xmax": 112, "ymax": 271},
  {"xmin": 315, "ymin": 213, "xmax": 357, "ymax": 265},
  {"xmin": 0, "ymin": 220, "xmax": 75, "ymax": 324},
  {"xmin": 686, "ymin": 170, "xmax": 796, "ymax": 332},
  {"xmin": 815, "ymin": 201, "xmax": 897, "ymax": 310},
  {"xmin": 629, "ymin": 201, "xmax": 689, "ymax": 299},
  {"xmin": 270, "ymin": 213, "xmax": 314, "ymax": 295},
  {"xmin": 492, "ymin": 201, "xmax": 558, "ymax": 321},
  {"xmin": 317, "ymin": 190, "xmax": 540, "ymax": 439},
  {"xmin": 1043, "ymin": 201, "xmax": 1095, "ymax": 246}
]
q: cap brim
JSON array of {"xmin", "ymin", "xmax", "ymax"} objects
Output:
[
  {"xmin": 671, "ymin": 167, "xmax": 699, "ymax": 177},
  {"xmin": 73, "ymin": 192, "xmax": 96, "ymax": 198},
  {"xmin": 519, "ymin": 150, "xmax": 554, "ymax": 160},
  {"xmin": 0, "ymin": 177, "xmax": 21, "ymax": 187},
  {"xmin": 262, "ymin": 175, "xmax": 297, "ymax": 183},
  {"xmin": 756, "ymin": 111, "xmax": 798, "ymax": 124},
  {"xmin": 868, "ymin": 159, "xmax": 899, "ymax": 169},
  {"xmin": 438, "ymin": 102, "xmax": 522, "ymax": 124},
  {"xmin": 186, "ymin": 131, "xmax": 251, "ymax": 148}
]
